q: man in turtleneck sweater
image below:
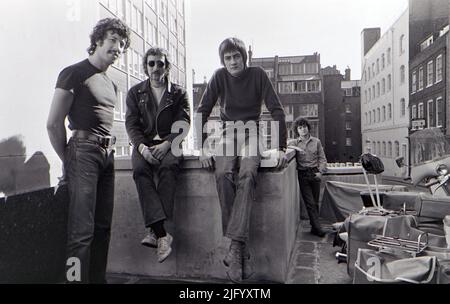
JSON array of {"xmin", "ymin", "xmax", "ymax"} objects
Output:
[{"xmin": 197, "ymin": 37, "xmax": 288, "ymax": 283}]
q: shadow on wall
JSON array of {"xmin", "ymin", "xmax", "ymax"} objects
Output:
[{"xmin": 0, "ymin": 136, "xmax": 50, "ymax": 196}]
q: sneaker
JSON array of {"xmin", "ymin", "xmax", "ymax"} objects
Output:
[
  {"xmin": 141, "ymin": 229, "xmax": 157, "ymax": 248},
  {"xmin": 157, "ymin": 233, "xmax": 173, "ymax": 263}
]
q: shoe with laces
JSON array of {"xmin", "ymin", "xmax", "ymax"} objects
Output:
[
  {"xmin": 141, "ymin": 229, "xmax": 157, "ymax": 248},
  {"xmin": 157, "ymin": 233, "xmax": 173, "ymax": 263}
]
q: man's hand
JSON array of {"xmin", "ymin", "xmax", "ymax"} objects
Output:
[
  {"xmin": 149, "ymin": 141, "xmax": 171, "ymax": 161},
  {"xmin": 314, "ymin": 172, "xmax": 322, "ymax": 179},
  {"xmin": 199, "ymin": 150, "xmax": 215, "ymax": 170},
  {"xmin": 276, "ymin": 150, "xmax": 288, "ymax": 169},
  {"xmin": 139, "ymin": 144, "xmax": 160, "ymax": 165}
]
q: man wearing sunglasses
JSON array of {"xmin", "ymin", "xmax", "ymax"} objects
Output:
[
  {"xmin": 196, "ymin": 37, "xmax": 288, "ymax": 283},
  {"xmin": 125, "ymin": 47, "xmax": 190, "ymax": 263}
]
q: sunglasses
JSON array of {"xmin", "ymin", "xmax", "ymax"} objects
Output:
[{"xmin": 147, "ymin": 60, "xmax": 165, "ymax": 68}]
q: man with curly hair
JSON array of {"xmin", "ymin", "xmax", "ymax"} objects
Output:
[{"xmin": 47, "ymin": 18, "xmax": 130, "ymax": 283}]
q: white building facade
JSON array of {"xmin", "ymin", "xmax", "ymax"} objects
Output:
[{"xmin": 361, "ymin": 9, "xmax": 409, "ymax": 177}]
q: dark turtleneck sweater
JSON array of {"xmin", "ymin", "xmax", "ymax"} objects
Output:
[{"xmin": 197, "ymin": 66, "xmax": 287, "ymax": 149}]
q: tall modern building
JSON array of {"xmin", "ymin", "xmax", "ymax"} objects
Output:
[
  {"xmin": 361, "ymin": 9, "xmax": 410, "ymax": 177},
  {"xmin": 250, "ymin": 52, "xmax": 325, "ymax": 142},
  {"xmin": 0, "ymin": 0, "xmax": 189, "ymax": 194}
]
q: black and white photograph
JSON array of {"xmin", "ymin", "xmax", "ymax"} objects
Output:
[{"xmin": 1, "ymin": 0, "xmax": 450, "ymax": 294}]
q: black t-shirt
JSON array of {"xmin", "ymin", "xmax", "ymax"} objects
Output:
[{"xmin": 55, "ymin": 59, "xmax": 117, "ymax": 136}]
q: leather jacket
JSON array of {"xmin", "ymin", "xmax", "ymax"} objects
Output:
[{"xmin": 125, "ymin": 79, "xmax": 190, "ymax": 148}]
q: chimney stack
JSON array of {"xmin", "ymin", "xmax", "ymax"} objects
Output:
[{"xmin": 345, "ymin": 67, "xmax": 351, "ymax": 81}]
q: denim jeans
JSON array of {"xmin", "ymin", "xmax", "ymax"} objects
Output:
[
  {"xmin": 297, "ymin": 169, "xmax": 322, "ymax": 230},
  {"xmin": 64, "ymin": 138, "xmax": 115, "ymax": 284},
  {"xmin": 214, "ymin": 125, "xmax": 262, "ymax": 243},
  {"xmin": 131, "ymin": 148, "xmax": 180, "ymax": 227}
]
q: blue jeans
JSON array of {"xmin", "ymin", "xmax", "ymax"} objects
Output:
[
  {"xmin": 64, "ymin": 138, "xmax": 115, "ymax": 283},
  {"xmin": 131, "ymin": 148, "xmax": 180, "ymax": 227}
]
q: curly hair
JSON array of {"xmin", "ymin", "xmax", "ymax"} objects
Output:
[
  {"xmin": 292, "ymin": 117, "xmax": 311, "ymax": 138},
  {"xmin": 218, "ymin": 37, "xmax": 248, "ymax": 68},
  {"xmin": 142, "ymin": 47, "xmax": 171, "ymax": 77},
  {"xmin": 87, "ymin": 18, "xmax": 131, "ymax": 55}
]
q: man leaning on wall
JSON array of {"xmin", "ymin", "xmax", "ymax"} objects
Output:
[{"xmin": 46, "ymin": 18, "xmax": 131, "ymax": 284}]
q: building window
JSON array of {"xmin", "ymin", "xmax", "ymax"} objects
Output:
[
  {"xmin": 365, "ymin": 113, "xmax": 368, "ymax": 125},
  {"xmin": 345, "ymin": 121, "xmax": 352, "ymax": 130},
  {"xmin": 345, "ymin": 103, "xmax": 351, "ymax": 113},
  {"xmin": 418, "ymin": 67, "xmax": 424, "ymax": 91},
  {"xmin": 369, "ymin": 111, "xmax": 372, "ymax": 124},
  {"xmin": 436, "ymin": 54, "xmax": 443, "ymax": 83},
  {"xmin": 376, "ymin": 59, "xmax": 380, "ymax": 74},
  {"xmin": 387, "ymin": 74, "xmax": 391, "ymax": 91},
  {"xmin": 400, "ymin": 98, "xmax": 406, "ymax": 117},
  {"xmin": 278, "ymin": 63, "xmax": 291, "ymax": 75},
  {"xmin": 365, "ymin": 90, "xmax": 368, "ymax": 103},
  {"xmin": 388, "ymin": 141, "xmax": 392, "ymax": 157},
  {"xmin": 437, "ymin": 97, "xmax": 444, "ymax": 127},
  {"xmin": 388, "ymin": 103, "xmax": 392, "ymax": 119},
  {"xmin": 344, "ymin": 88, "xmax": 352, "ymax": 96},
  {"xmin": 368, "ymin": 88, "xmax": 371, "ymax": 101},
  {"xmin": 400, "ymin": 34, "xmax": 405, "ymax": 54},
  {"xmin": 159, "ymin": 0, "xmax": 167, "ymax": 23},
  {"xmin": 400, "ymin": 65, "xmax": 405, "ymax": 84},
  {"xmin": 372, "ymin": 85, "xmax": 375, "ymax": 99},
  {"xmin": 346, "ymin": 138, "xmax": 352, "ymax": 146},
  {"xmin": 299, "ymin": 104, "xmax": 319, "ymax": 117},
  {"xmin": 278, "ymin": 82, "xmax": 292, "ymax": 94},
  {"xmin": 377, "ymin": 108, "xmax": 380, "ymax": 122},
  {"xmin": 376, "ymin": 82, "xmax": 380, "ymax": 97},
  {"xmin": 382, "ymin": 142, "xmax": 386, "ymax": 157},
  {"xmin": 427, "ymin": 60, "xmax": 434, "ymax": 87},
  {"xmin": 381, "ymin": 53, "xmax": 385, "ymax": 70},
  {"xmin": 418, "ymin": 102, "xmax": 424, "ymax": 118},
  {"xmin": 411, "ymin": 105, "xmax": 417, "ymax": 119},
  {"xmin": 382, "ymin": 106, "xmax": 386, "ymax": 121},
  {"xmin": 387, "ymin": 48, "xmax": 391, "ymax": 65},
  {"xmin": 420, "ymin": 35, "xmax": 434, "ymax": 51},
  {"xmin": 114, "ymin": 90, "xmax": 126, "ymax": 121},
  {"xmin": 395, "ymin": 141, "xmax": 400, "ymax": 157},
  {"xmin": 307, "ymin": 80, "xmax": 321, "ymax": 92},
  {"xmin": 427, "ymin": 99, "xmax": 435, "ymax": 128},
  {"xmin": 382, "ymin": 78, "xmax": 385, "ymax": 95},
  {"xmin": 411, "ymin": 70, "xmax": 417, "ymax": 94},
  {"xmin": 293, "ymin": 81, "xmax": 307, "ymax": 93},
  {"xmin": 368, "ymin": 67, "xmax": 371, "ymax": 80}
]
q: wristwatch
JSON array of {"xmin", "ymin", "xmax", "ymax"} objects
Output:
[{"xmin": 278, "ymin": 147, "xmax": 287, "ymax": 152}]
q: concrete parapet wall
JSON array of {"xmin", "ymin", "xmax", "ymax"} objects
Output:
[{"xmin": 108, "ymin": 153, "xmax": 300, "ymax": 283}]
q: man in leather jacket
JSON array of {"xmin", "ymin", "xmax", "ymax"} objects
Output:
[{"xmin": 125, "ymin": 47, "xmax": 190, "ymax": 263}]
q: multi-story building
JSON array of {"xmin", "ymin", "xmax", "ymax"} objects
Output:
[
  {"xmin": 361, "ymin": 9, "xmax": 410, "ymax": 177},
  {"xmin": 250, "ymin": 52, "xmax": 325, "ymax": 142},
  {"xmin": 408, "ymin": 0, "xmax": 448, "ymax": 141},
  {"xmin": 0, "ymin": 0, "xmax": 188, "ymax": 194},
  {"xmin": 323, "ymin": 66, "xmax": 362, "ymax": 163}
]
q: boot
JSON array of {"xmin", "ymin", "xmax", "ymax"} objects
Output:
[
  {"xmin": 225, "ymin": 240, "xmax": 243, "ymax": 283},
  {"xmin": 224, "ymin": 242, "xmax": 254, "ymax": 280},
  {"xmin": 242, "ymin": 243, "xmax": 254, "ymax": 280}
]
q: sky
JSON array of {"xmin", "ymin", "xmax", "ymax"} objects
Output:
[{"xmin": 188, "ymin": 0, "xmax": 408, "ymax": 83}]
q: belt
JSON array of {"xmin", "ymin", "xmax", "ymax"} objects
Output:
[{"xmin": 72, "ymin": 130, "xmax": 116, "ymax": 148}]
